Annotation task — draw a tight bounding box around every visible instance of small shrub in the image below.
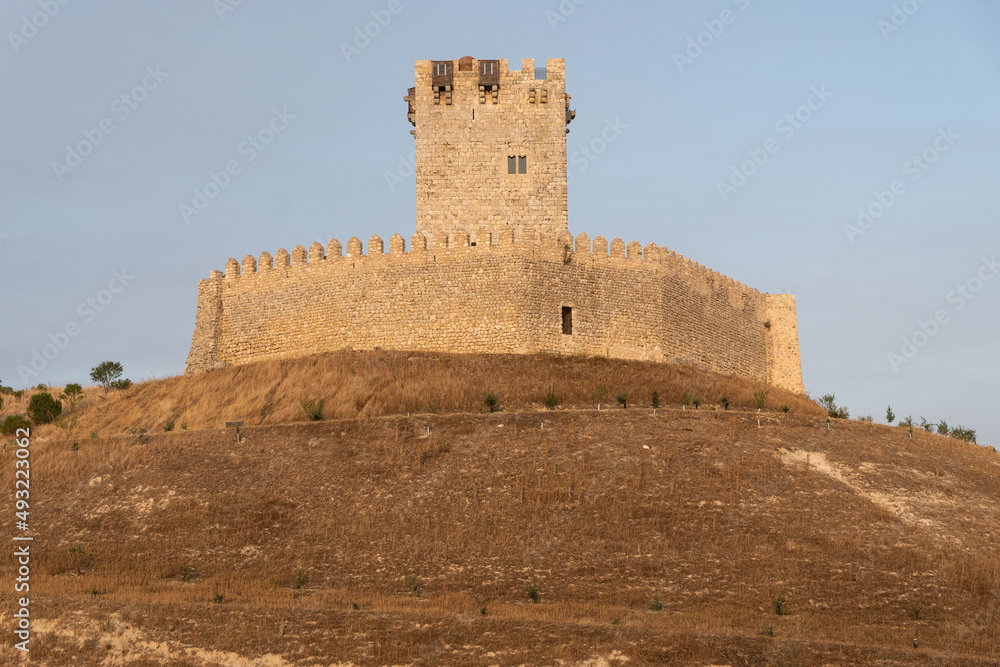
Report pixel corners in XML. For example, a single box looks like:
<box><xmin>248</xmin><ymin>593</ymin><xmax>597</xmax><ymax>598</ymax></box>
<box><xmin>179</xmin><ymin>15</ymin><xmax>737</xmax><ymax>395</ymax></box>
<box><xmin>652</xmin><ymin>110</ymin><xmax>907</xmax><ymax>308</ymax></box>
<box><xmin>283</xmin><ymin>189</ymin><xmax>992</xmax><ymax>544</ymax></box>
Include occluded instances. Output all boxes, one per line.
<box><xmin>526</xmin><ymin>581</ymin><xmax>540</xmax><ymax>603</ymax></box>
<box><xmin>919</xmin><ymin>416</ymin><xmax>934</xmax><ymax>433</ymax></box>
<box><xmin>179</xmin><ymin>563</ymin><xmax>193</xmax><ymax>582</ymax></box>
<box><xmin>900</xmin><ymin>415</ymin><xmax>914</xmax><ymax>428</ymax></box>
<box><xmin>60</xmin><ymin>383</ymin><xmax>83</xmax><ymax>410</ymax></box>
<box><xmin>111</xmin><ymin>378</ymin><xmax>132</xmax><ymax>390</ymax></box>
<box><xmin>858</xmin><ymin>415</ymin><xmax>873</xmax><ymax>423</ymax></box>
<box><xmin>936</xmin><ymin>419</ymin><xmax>949</xmax><ymax>436</ymax></box>
<box><xmin>650</xmin><ymin>391</ymin><xmax>660</xmax><ymax>410</ymax></box>
<box><xmin>425</xmin><ymin>398</ymin><xmax>440</xmax><ymax>414</ymax></box>
<box><xmin>753</xmin><ymin>390</ymin><xmax>769</xmax><ymax>410</ymax></box>
<box><xmin>27</xmin><ymin>392</ymin><xmax>62</xmax><ymax>424</ymax></box>
<box><xmin>650</xmin><ymin>595</ymin><xmax>663</xmax><ymax>612</ymax></box>
<box><xmin>615</xmin><ymin>392</ymin><xmax>627</xmax><ymax>409</ymax></box>
<box><xmin>293</xmin><ymin>568</ymin><xmax>308</xmax><ymax>590</ymax></box>
<box><xmin>781</xmin><ymin>405</ymin><xmax>790</xmax><ymax>413</ymax></box>
<box><xmin>300</xmin><ymin>399</ymin><xmax>324</xmax><ymax>421</ymax></box>
<box><xmin>70</xmin><ymin>442</ymin><xmax>79</xmax><ymax>451</ymax></box>
<box><xmin>404</xmin><ymin>568</ymin><xmax>421</xmax><ymax>597</ymax></box>
<box><xmin>692</xmin><ymin>395</ymin><xmax>701</xmax><ymax>410</ymax></box>
<box><xmin>89</xmin><ymin>431</ymin><xmax>98</xmax><ymax>439</ymax></box>
<box><xmin>907</xmin><ymin>604</ymin><xmax>920</xmax><ymax>620</ymax></box>
<box><xmin>483</xmin><ymin>391</ymin><xmax>498</xmax><ymax>413</ymax></box>
<box><xmin>818</xmin><ymin>393</ymin><xmax>848</xmax><ymax>419</ymax></box>
<box><xmin>35</xmin><ymin>383</ymin><xmax>47</xmax><ymax>391</ymax></box>
<box><xmin>212</xmin><ymin>591</ymin><xmax>225</xmax><ymax>603</ymax></box>
<box><xmin>886</xmin><ymin>405</ymin><xmax>895</xmax><ymax>424</ymax></box>
<box><xmin>90</xmin><ymin>361</ymin><xmax>124</xmax><ymax>392</ymax></box>
<box><xmin>681</xmin><ymin>391</ymin><xmax>692</xmax><ymax>407</ymax></box>
<box><xmin>773</xmin><ymin>590</ymin><xmax>787</xmax><ymax>616</ymax></box>
<box><xmin>163</xmin><ymin>420</ymin><xmax>175</xmax><ymax>432</ymax></box>
<box><xmin>180</xmin><ymin>422</ymin><xmax>188</xmax><ymax>431</ymax></box>
<box><xmin>1</xmin><ymin>415</ymin><xmax>30</xmax><ymax>436</ymax></box>
<box><xmin>544</xmin><ymin>385</ymin><xmax>558</xmax><ymax>410</ymax></box>
<box><xmin>719</xmin><ymin>396</ymin><xmax>729</xmax><ymax>410</ymax></box>
<box><xmin>475</xmin><ymin>596</ymin><xmax>488</xmax><ymax>616</ymax></box>
<box><xmin>952</xmin><ymin>426</ymin><xmax>977</xmax><ymax>443</ymax></box>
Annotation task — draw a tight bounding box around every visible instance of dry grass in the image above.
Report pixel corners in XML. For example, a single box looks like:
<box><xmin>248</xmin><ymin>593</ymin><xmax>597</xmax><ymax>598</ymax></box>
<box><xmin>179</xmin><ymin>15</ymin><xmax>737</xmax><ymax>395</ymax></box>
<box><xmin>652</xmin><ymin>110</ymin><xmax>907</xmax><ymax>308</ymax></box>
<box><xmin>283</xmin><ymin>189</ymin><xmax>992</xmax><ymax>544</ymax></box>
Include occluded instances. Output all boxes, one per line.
<box><xmin>4</xmin><ymin>350</ymin><xmax>823</xmax><ymax>439</ymax></box>
<box><xmin>2</xmin><ymin>353</ymin><xmax>999</xmax><ymax>665</ymax></box>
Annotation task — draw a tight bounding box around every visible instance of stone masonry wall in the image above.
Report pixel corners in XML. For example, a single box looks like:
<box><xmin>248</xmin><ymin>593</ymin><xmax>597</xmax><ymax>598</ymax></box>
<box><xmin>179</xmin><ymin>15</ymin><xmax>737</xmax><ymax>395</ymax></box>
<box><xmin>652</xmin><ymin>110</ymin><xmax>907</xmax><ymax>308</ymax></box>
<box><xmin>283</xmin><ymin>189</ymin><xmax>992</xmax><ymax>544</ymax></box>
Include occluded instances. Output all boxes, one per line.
<box><xmin>185</xmin><ymin>231</ymin><xmax>805</xmax><ymax>393</ymax></box>
<box><xmin>413</xmin><ymin>58</ymin><xmax>569</xmax><ymax>238</ymax></box>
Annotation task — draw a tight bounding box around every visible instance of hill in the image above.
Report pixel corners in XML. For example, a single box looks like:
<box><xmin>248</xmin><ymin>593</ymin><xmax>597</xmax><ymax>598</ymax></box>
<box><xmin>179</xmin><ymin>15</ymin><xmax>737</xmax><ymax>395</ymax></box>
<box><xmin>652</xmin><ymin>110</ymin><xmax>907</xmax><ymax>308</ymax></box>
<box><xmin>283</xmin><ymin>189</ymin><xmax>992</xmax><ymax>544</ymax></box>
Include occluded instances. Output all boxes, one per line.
<box><xmin>2</xmin><ymin>352</ymin><xmax>999</xmax><ymax>665</ymax></box>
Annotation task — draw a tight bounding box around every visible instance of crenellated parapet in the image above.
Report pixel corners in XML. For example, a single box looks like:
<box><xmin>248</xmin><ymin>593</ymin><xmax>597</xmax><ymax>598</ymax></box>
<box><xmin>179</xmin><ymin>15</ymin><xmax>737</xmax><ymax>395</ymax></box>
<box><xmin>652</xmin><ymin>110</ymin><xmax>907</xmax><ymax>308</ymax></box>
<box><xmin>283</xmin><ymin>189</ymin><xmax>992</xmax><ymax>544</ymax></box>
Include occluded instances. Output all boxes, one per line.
<box><xmin>204</xmin><ymin>228</ymin><xmax>760</xmax><ymax>301</ymax></box>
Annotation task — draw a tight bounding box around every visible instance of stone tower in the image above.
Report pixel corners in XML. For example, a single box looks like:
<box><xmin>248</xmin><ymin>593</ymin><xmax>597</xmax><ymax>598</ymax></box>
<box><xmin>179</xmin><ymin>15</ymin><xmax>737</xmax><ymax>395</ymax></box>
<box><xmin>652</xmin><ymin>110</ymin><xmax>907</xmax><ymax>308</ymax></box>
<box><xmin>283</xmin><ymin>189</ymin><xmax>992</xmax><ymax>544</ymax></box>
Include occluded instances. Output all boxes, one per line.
<box><xmin>407</xmin><ymin>57</ymin><xmax>575</xmax><ymax>241</ymax></box>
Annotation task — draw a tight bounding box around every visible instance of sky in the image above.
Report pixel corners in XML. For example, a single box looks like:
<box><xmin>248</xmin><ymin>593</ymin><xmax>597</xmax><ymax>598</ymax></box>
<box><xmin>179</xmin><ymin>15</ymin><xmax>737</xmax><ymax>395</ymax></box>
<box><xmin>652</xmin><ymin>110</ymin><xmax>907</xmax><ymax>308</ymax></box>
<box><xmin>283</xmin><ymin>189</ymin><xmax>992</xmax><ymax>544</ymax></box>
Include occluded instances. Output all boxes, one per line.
<box><xmin>1</xmin><ymin>0</ymin><xmax>997</xmax><ymax>447</ymax></box>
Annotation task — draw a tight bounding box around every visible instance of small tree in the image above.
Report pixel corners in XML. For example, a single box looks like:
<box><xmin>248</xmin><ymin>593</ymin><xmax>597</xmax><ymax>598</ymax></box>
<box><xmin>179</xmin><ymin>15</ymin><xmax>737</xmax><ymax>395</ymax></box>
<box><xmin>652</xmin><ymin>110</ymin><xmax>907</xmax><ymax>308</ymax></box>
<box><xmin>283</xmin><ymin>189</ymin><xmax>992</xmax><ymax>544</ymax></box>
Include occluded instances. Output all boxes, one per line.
<box><xmin>61</xmin><ymin>383</ymin><xmax>83</xmax><ymax>411</ymax></box>
<box><xmin>719</xmin><ymin>396</ymin><xmax>729</xmax><ymax>410</ymax></box>
<box><xmin>819</xmin><ymin>393</ymin><xmax>849</xmax><ymax>419</ymax></box>
<box><xmin>28</xmin><ymin>393</ymin><xmax>62</xmax><ymax>424</ymax></box>
<box><xmin>595</xmin><ymin>384</ymin><xmax>608</xmax><ymax>406</ymax></box>
<box><xmin>753</xmin><ymin>391</ymin><xmax>769</xmax><ymax>410</ymax></box>
<box><xmin>936</xmin><ymin>419</ymin><xmax>949</xmax><ymax>436</ymax></box>
<box><xmin>544</xmin><ymin>385</ymin><xmax>558</xmax><ymax>410</ymax></box>
<box><xmin>615</xmin><ymin>392</ymin><xmax>627</xmax><ymax>409</ymax></box>
<box><xmin>483</xmin><ymin>391</ymin><xmax>498</xmax><ymax>413</ymax></box>
<box><xmin>886</xmin><ymin>405</ymin><xmax>895</xmax><ymax>424</ymax></box>
<box><xmin>90</xmin><ymin>361</ymin><xmax>124</xmax><ymax>392</ymax></box>
<box><xmin>650</xmin><ymin>391</ymin><xmax>660</xmax><ymax>410</ymax></box>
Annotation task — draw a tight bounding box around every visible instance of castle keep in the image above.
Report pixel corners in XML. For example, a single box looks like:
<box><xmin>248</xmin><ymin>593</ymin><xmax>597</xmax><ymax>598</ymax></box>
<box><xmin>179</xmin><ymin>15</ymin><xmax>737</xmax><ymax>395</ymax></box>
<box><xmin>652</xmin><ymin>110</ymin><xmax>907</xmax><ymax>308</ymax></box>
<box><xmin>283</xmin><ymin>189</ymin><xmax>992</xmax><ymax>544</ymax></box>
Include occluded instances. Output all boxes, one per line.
<box><xmin>186</xmin><ymin>57</ymin><xmax>805</xmax><ymax>394</ymax></box>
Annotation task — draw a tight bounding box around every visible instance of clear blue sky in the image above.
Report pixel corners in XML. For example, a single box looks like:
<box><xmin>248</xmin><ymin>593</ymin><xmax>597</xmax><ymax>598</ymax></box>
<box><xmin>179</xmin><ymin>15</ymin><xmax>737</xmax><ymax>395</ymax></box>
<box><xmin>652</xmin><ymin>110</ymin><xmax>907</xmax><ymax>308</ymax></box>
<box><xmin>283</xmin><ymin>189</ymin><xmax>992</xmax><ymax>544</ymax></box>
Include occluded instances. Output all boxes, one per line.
<box><xmin>2</xmin><ymin>1</ymin><xmax>997</xmax><ymax>447</ymax></box>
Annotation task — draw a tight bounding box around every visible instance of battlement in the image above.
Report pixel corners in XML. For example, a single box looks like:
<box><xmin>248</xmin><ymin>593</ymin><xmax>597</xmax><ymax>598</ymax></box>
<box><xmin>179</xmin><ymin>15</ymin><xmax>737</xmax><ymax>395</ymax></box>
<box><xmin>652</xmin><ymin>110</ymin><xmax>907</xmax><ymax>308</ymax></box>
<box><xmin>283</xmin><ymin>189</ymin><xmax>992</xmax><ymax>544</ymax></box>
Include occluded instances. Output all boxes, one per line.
<box><xmin>206</xmin><ymin>228</ymin><xmax>756</xmax><ymax>296</ymax></box>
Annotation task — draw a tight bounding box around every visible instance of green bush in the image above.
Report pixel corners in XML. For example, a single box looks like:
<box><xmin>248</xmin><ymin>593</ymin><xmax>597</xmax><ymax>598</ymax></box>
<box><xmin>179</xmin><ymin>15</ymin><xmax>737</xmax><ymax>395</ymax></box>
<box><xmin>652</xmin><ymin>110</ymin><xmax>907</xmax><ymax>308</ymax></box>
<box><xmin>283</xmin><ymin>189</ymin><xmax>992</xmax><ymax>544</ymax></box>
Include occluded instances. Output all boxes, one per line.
<box><xmin>111</xmin><ymin>378</ymin><xmax>132</xmax><ymax>390</ymax></box>
<box><xmin>615</xmin><ymin>392</ymin><xmax>627</xmax><ymax>409</ymax></box>
<box><xmin>692</xmin><ymin>395</ymin><xmax>702</xmax><ymax>410</ymax></box>
<box><xmin>163</xmin><ymin>420</ymin><xmax>175</xmax><ymax>432</ymax></box>
<box><xmin>526</xmin><ymin>581</ymin><xmax>540</xmax><ymax>603</ymax></box>
<box><xmin>753</xmin><ymin>390</ymin><xmax>769</xmax><ymax>410</ymax></box>
<box><xmin>681</xmin><ymin>391</ymin><xmax>692</xmax><ymax>407</ymax></box>
<box><xmin>818</xmin><ymin>393</ymin><xmax>849</xmax><ymax>419</ymax></box>
<box><xmin>719</xmin><ymin>396</ymin><xmax>729</xmax><ymax>410</ymax></box>
<box><xmin>650</xmin><ymin>391</ymin><xmax>660</xmax><ymax>409</ymax></box>
<box><xmin>1</xmin><ymin>415</ymin><xmax>30</xmax><ymax>435</ymax></box>
<box><xmin>27</xmin><ymin>392</ymin><xmax>62</xmax><ymax>424</ymax></box>
<box><xmin>951</xmin><ymin>426</ymin><xmax>976</xmax><ymax>443</ymax></box>
<box><xmin>650</xmin><ymin>595</ymin><xmax>663</xmax><ymax>612</ymax></box>
<box><xmin>60</xmin><ymin>383</ymin><xmax>83</xmax><ymax>410</ymax></box>
<box><xmin>483</xmin><ymin>391</ymin><xmax>498</xmax><ymax>413</ymax></box>
<box><xmin>936</xmin><ymin>419</ymin><xmax>949</xmax><ymax>436</ymax></box>
<box><xmin>886</xmin><ymin>405</ymin><xmax>895</xmax><ymax>424</ymax></box>
<box><xmin>544</xmin><ymin>385</ymin><xmax>558</xmax><ymax>410</ymax></box>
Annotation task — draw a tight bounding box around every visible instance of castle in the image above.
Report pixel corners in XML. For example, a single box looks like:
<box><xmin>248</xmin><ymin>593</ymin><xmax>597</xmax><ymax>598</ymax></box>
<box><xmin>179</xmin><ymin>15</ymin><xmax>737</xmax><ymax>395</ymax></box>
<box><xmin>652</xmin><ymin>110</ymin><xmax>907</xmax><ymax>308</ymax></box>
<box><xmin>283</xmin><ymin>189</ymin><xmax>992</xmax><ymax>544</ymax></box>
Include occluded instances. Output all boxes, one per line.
<box><xmin>185</xmin><ymin>57</ymin><xmax>805</xmax><ymax>394</ymax></box>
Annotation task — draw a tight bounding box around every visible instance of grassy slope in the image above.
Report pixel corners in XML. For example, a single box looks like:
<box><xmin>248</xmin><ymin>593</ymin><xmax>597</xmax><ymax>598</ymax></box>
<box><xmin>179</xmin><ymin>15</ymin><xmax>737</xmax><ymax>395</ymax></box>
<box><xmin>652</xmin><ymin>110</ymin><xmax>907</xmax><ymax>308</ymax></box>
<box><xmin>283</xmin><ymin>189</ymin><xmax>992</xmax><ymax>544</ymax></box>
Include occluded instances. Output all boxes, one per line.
<box><xmin>2</xmin><ymin>352</ymin><xmax>999</xmax><ymax>666</ymax></box>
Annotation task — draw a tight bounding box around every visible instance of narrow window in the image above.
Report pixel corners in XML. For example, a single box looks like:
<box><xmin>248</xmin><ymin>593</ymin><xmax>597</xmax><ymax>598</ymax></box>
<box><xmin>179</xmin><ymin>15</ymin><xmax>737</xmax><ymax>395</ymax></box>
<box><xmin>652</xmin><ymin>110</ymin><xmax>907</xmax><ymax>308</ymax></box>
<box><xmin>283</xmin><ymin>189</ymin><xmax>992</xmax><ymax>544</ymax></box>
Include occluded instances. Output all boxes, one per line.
<box><xmin>507</xmin><ymin>156</ymin><xmax>516</xmax><ymax>174</ymax></box>
<box><xmin>561</xmin><ymin>307</ymin><xmax>573</xmax><ymax>335</ymax></box>
<box><xmin>518</xmin><ymin>155</ymin><xmax>527</xmax><ymax>174</ymax></box>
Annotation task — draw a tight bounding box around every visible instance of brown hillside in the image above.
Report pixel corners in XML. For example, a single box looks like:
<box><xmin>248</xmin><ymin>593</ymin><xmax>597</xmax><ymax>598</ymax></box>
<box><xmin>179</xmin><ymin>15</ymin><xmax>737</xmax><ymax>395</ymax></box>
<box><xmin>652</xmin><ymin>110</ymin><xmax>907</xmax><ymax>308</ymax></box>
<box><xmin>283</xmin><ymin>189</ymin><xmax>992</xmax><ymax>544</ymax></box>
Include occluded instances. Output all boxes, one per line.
<box><xmin>2</xmin><ymin>353</ymin><xmax>999</xmax><ymax>666</ymax></box>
